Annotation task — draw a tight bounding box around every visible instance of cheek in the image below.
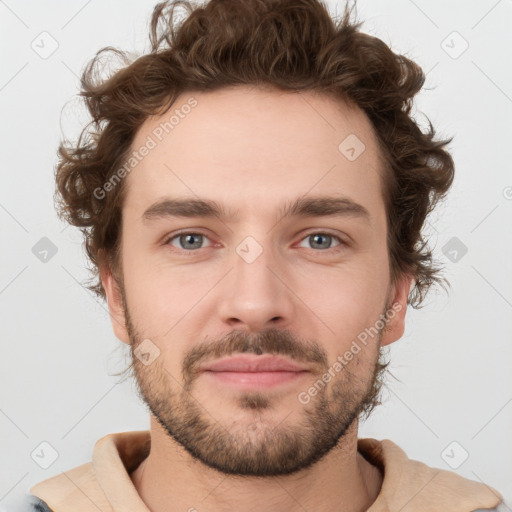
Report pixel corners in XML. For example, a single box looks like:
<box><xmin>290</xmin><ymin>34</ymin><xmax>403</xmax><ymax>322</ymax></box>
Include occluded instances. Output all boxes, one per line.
<box><xmin>296</xmin><ymin>263</ymin><xmax>388</xmax><ymax>350</ymax></box>
<box><xmin>120</xmin><ymin>245</ymin><xmax>216</xmax><ymax>372</ymax></box>
<box><xmin>120</xmin><ymin>237</ymin><xmax>178</xmax><ymax>336</ymax></box>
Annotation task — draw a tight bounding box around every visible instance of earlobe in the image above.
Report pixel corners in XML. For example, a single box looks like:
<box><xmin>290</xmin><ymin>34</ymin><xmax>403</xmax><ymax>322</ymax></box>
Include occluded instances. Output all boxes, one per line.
<box><xmin>99</xmin><ymin>262</ymin><xmax>131</xmax><ymax>345</ymax></box>
<box><xmin>380</xmin><ymin>274</ymin><xmax>414</xmax><ymax>347</ymax></box>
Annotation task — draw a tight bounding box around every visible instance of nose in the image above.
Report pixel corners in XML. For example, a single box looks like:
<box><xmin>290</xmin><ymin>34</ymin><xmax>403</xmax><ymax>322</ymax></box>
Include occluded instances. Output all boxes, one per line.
<box><xmin>216</xmin><ymin>240</ymin><xmax>296</xmax><ymax>333</ymax></box>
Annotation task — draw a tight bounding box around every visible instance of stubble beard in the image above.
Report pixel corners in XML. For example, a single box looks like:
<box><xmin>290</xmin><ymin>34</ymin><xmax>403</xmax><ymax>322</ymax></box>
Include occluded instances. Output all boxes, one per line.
<box><xmin>122</xmin><ymin>303</ymin><xmax>389</xmax><ymax>477</ymax></box>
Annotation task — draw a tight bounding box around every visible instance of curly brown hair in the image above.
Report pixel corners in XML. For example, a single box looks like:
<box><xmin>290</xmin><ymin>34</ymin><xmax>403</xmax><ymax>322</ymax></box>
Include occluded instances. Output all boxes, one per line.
<box><xmin>55</xmin><ymin>0</ymin><xmax>455</xmax><ymax>308</ymax></box>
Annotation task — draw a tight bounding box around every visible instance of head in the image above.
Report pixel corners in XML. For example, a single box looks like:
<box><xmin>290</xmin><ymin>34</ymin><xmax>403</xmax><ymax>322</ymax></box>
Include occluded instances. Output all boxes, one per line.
<box><xmin>55</xmin><ymin>0</ymin><xmax>454</xmax><ymax>476</ymax></box>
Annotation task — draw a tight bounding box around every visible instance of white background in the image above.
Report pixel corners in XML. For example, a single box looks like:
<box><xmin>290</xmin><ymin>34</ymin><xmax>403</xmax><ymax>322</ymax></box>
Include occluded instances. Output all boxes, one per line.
<box><xmin>1</xmin><ymin>0</ymin><xmax>511</xmax><ymax>510</ymax></box>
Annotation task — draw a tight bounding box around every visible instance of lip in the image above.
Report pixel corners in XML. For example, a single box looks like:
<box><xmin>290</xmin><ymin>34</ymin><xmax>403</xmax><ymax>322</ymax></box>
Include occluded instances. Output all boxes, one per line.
<box><xmin>200</xmin><ymin>354</ymin><xmax>308</xmax><ymax>373</ymax></box>
<box><xmin>199</xmin><ymin>355</ymin><xmax>310</xmax><ymax>390</ymax></box>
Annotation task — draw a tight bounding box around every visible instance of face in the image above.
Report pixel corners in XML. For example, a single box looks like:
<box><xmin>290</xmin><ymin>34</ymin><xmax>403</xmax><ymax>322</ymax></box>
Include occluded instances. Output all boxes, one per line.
<box><xmin>102</xmin><ymin>85</ymin><xmax>411</xmax><ymax>477</ymax></box>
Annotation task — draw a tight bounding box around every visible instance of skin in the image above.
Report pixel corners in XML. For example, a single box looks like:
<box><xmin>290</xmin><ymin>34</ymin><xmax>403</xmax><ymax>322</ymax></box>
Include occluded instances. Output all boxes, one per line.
<box><xmin>101</xmin><ymin>85</ymin><xmax>412</xmax><ymax>512</ymax></box>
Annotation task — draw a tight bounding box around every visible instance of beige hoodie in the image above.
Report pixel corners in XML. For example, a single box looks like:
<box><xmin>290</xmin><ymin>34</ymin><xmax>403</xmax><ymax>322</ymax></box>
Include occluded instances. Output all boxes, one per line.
<box><xmin>29</xmin><ymin>430</ymin><xmax>504</xmax><ymax>512</ymax></box>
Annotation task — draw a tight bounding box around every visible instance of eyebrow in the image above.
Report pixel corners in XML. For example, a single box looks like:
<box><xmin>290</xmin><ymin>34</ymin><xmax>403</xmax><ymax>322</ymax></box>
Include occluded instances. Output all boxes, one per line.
<box><xmin>142</xmin><ymin>195</ymin><xmax>371</xmax><ymax>225</ymax></box>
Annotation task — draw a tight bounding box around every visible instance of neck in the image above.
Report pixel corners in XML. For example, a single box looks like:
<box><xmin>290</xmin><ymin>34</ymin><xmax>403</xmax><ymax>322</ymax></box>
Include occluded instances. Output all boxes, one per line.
<box><xmin>130</xmin><ymin>417</ymin><xmax>383</xmax><ymax>512</ymax></box>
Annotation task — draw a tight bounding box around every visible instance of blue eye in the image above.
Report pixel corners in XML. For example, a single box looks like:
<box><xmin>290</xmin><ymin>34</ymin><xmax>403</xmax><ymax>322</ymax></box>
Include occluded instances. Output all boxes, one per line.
<box><xmin>298</xmin><ymin>233</ymin><xmax>344</xmax><ymax>251</ymax></box>
<box><xmin>166</xmin><ymin>232</ymin><xmax>211</xmax><ymax>251</ymax></box>
<box><xmin>164</xmin><ymin>231</ymin><xmax>346</xmax><ymax>253</ymax></box>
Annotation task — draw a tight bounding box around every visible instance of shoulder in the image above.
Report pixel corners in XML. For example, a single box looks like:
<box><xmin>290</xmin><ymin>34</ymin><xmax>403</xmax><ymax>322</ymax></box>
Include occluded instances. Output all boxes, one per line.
<box><xmin>28</xmin><ymin>461</ymin><xmax>112</xmax><ymax>511</ymax></box>
<box><xmin>359</xmin><ymin>438</ymin><xmax>505</xmax><ymax>512</ymax></box>
<box><xmin>473</xmin><ymin>502</ymin><xmax>511</xmax><ymax>512</ymax></box>
<box><xmin>18</xmin><ymin>494</ymin><xmax>54</xmax><ymax>511</ymax></box>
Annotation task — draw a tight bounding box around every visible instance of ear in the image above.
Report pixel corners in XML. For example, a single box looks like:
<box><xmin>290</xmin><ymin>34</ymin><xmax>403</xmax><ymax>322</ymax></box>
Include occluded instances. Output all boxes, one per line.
<box><xmin>380</xmin><ymin>273</ymin><xmax>414</xmax><ymax>347</ymax></box>
<box><xmin>99</xmin><ymin>260</ymin><xmax>130</xmax><ymax>345</ymax></box>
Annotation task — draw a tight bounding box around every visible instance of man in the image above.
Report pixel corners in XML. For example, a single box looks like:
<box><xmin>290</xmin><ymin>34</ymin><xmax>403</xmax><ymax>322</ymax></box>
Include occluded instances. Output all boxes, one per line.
<box><xmin>26</xmin><ymin>0</ymin><xmax>505</xmax><ymax>510</ymax></box>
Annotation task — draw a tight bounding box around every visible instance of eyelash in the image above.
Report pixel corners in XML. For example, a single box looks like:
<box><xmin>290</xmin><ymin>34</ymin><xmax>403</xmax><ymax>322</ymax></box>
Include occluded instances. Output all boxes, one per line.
<box><xmin>162</xmin><ymin>230</ymin><xmax>348</xmax><ymax>254</ymax></box>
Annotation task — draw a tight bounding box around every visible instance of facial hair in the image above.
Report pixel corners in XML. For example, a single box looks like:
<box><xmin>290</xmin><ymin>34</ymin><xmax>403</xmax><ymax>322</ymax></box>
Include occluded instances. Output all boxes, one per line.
<box><xmin>120</xmin><ymin>291</ymin><xmax>391</xmax><ymax>477</ymax></box>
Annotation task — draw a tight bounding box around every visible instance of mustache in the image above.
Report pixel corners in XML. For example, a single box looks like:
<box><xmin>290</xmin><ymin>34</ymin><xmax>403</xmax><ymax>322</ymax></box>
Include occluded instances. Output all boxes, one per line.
<box><xmin>182</xmin><ymin>328</ymin><xmax>328</xmax><ymax>381</ymax></box>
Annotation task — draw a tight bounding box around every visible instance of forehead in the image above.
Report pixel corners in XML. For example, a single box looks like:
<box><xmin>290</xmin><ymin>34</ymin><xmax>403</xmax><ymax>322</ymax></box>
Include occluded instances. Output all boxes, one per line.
<box><xmin>123</xmin><ymin>86</ymin><xmax>385</xmax><ymax>223</ymax></box>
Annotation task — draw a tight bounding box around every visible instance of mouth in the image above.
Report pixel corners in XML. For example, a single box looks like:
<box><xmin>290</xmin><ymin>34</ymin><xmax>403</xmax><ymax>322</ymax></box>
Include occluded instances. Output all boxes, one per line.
<box><xmin>199</xmin><ymin>354</ymin><xmax>310</xmax><ymax>390</ymax></box>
